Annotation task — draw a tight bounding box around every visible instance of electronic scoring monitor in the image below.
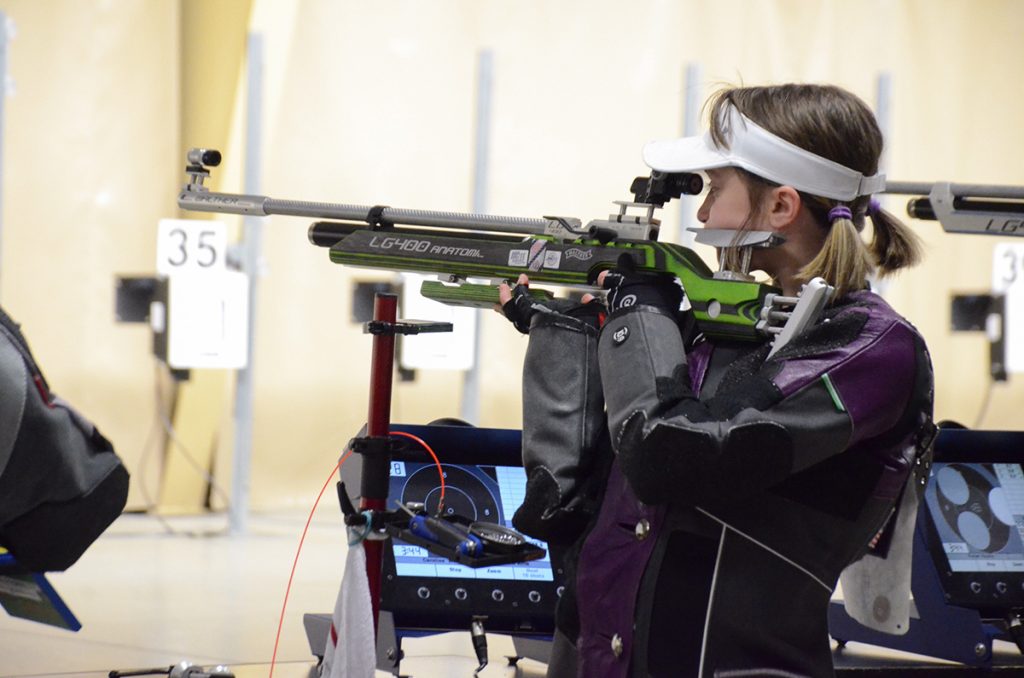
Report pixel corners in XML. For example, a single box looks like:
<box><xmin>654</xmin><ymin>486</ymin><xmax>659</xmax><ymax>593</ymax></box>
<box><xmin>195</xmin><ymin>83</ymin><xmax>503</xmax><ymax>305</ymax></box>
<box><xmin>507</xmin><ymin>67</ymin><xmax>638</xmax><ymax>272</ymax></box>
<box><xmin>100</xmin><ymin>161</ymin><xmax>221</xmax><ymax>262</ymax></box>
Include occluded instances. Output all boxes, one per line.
<box><xmin>921</xmin><ymin>428</ymin><xmax>1024</xmax><ymax>611</ymax></box>
<box><xmin>341</xmin><ymin>423</ymin><xmax>563</xmax><ymax>635</ymax></box>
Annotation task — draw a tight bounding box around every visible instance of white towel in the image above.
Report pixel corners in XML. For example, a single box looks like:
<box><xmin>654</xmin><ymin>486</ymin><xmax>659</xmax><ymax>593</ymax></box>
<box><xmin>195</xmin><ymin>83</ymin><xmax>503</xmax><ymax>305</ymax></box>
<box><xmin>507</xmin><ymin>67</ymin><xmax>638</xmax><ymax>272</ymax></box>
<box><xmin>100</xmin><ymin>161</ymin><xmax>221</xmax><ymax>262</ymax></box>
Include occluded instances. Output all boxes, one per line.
<box><xmin>320</xmin><ymin>540</ymin><xmax>376</xmax><ymax>678</ymax></box>
<box><xmin>840</xmin><ymin>469</ymin><xmax>920</xmax><ymax>635</ymax></box>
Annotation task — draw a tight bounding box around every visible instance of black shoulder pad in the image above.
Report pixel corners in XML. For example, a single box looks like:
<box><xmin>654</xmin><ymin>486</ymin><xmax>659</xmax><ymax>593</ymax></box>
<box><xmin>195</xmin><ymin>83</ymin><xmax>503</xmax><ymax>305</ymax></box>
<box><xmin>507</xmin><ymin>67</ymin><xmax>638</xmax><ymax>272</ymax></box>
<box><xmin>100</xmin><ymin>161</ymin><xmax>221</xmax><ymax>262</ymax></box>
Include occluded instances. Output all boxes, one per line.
<box><xmin>771</xmin><ymin>307</ymin><xmax>869</xmax><ymax>363</ymax></box>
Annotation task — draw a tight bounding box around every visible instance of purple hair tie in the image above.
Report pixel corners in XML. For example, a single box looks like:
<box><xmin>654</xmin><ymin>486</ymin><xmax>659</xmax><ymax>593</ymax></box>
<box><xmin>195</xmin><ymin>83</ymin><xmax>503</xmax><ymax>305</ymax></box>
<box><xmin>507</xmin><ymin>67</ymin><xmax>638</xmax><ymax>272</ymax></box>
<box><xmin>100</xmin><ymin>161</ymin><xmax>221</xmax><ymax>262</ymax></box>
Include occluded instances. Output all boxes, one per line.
<box><xmin>828</xmin><ymin>206</ymin><xmax>853</xmax><ymax>223</ymax></box>
<box><xmin>867</xmin><ymin>198</ymin><xmax>882</xmax><ymax>216</ymax></box>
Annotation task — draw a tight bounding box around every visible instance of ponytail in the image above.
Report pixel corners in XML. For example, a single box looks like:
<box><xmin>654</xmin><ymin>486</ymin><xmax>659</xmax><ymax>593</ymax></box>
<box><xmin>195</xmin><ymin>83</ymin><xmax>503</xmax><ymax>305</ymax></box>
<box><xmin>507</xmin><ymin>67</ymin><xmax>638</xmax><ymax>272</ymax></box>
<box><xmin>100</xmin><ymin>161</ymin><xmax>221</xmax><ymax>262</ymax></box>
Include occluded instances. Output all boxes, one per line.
<box><xmin>868</xmin><ymin>203</ymin><xmax>923</xmax><ymax>275</ymax></box>
<box><xmin>796</xmin><ymin>198</ymin><xmax>923</xmax><ymax>298</ymax></box>
<box><xmin>796</xmin><ymin>211</ymin><xmax>874</xmax><ymax>299</ymax></box>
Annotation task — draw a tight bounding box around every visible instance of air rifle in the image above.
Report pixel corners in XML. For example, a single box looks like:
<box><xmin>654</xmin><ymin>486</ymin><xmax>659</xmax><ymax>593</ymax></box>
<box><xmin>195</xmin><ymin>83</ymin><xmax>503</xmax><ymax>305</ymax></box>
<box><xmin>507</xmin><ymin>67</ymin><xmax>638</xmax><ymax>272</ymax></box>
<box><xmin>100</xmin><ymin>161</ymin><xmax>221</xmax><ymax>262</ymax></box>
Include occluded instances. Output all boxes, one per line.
<box><xmin>177</xmin><ymin>149</ymin><xmax>793</xmax><ymax>341</ymax></box>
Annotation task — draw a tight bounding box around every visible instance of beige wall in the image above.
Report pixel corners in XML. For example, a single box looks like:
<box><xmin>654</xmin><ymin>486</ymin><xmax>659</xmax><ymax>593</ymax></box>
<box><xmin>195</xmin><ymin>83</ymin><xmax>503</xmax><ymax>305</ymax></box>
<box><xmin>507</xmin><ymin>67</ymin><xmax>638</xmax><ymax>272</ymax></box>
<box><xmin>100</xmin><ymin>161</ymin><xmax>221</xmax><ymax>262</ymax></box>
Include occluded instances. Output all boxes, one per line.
<box><xmin>0</xmin><ymin>0</ymin><xmax>181</xmax><ymax>509</ymax></box>
<box><xmin>2</xmin><ymin>0</ymin><xmax>1022</xmax><ymax>512</ymax></box>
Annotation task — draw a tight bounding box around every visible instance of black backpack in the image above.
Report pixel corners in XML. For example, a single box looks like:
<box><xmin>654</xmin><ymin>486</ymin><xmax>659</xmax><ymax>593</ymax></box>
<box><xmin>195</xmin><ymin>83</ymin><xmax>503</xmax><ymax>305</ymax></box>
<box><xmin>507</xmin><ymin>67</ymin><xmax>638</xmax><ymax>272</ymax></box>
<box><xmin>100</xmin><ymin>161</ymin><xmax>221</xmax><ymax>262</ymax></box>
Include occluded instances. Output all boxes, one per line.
<box><xmin>0</xmin><ymin>307</ymin><xmax>129</xmax><ymax>572</ymax></box>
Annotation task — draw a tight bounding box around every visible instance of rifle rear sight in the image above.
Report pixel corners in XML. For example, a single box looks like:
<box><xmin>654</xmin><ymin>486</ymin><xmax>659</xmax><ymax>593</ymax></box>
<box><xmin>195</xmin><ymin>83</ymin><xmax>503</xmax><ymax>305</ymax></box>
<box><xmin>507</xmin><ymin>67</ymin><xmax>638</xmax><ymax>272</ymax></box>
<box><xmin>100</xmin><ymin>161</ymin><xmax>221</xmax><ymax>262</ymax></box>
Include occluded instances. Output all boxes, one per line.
<box><xmin>630</xmin><ymin>171</ymin><xmax>704</xmax><ymax>207</ymax></box>
<box><xmin>183</xmin><ymin>148</ymin><xmax>223</xmax><ymax>192</ymax></box>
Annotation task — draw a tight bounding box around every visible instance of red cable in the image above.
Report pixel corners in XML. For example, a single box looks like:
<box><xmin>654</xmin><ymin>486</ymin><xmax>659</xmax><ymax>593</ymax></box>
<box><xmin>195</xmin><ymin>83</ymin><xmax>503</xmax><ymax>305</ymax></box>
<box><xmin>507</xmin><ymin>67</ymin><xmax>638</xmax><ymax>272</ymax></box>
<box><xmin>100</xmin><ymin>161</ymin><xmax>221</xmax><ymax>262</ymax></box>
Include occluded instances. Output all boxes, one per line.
<box><xmin>390</xmin><ymin>430</ymin><xmax>446</xmax><ymax>512</ymax></box>
<box><xmin>267</xmin><ymin>432</ymin><xmax>445</xmax><ymax>676</ymax></box>
<box><xmin>269</xmin><ymin>449</ymin><xmax>352</xmax><ymax>678</ymax></box>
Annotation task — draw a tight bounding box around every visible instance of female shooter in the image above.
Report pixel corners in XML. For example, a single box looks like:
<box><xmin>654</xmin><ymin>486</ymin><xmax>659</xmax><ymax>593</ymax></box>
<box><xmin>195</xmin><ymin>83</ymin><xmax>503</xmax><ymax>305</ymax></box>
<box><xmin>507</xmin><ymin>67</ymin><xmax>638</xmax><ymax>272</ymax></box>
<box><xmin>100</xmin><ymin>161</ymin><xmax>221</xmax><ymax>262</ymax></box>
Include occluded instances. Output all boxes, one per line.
<box><xmin>498</xmin><ymin>83</ymin><xmax>935</xmax><ymax>678</ymax></box>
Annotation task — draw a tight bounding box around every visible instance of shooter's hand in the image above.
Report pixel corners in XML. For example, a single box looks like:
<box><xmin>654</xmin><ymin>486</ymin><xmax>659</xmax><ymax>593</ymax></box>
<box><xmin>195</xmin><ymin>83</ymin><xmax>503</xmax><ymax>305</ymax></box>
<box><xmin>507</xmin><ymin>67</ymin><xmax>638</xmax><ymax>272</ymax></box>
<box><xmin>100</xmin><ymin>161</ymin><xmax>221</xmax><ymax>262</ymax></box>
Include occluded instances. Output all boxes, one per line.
<box><xmin>496</xmin><ymin>274</ymin><xmax>605</xmax><ymax>334</ymax></box>
<box><xmin>600</xmin><ymin>253</ymin><xmax>684</xmax><ymax>315</ymax></box>
<box><xmin>496</xmin><ymin>274</ymin><xmax>525</xmax><ymax>309</ymax></box>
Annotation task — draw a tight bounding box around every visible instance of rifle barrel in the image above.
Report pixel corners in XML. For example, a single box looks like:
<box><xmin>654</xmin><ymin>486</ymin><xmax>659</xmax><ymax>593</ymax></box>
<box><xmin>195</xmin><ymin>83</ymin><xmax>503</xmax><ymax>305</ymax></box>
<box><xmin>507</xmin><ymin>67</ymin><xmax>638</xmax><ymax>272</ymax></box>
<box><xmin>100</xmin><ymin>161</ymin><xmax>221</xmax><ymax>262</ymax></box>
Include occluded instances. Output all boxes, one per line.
<box><xmin>885</xmin><ymin>182</ymin><xmax>1024</xmax><ymax>200</ymax></box>
<box><xmin>266</xmin><ymin>198</ymin><xmax>551</xmax><ymax>233</ymax></box>
<box><xmin>179</xmin><ymin>189</ymin><xmax>551</xmax><ymax>235</ymax></box>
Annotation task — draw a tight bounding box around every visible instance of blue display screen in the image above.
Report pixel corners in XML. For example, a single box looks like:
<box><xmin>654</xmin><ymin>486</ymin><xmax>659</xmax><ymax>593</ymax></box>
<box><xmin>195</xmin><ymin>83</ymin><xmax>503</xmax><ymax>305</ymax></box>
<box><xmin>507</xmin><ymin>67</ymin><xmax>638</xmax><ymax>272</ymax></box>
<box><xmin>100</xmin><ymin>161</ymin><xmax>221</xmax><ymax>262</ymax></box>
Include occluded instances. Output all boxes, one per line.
<box><xmin>925</xmin><ymin>462</ymin><xmax>1024</xmax><ymax>573</ymax></box>
<box><xmin>388</xmin><ymin>461</ymin><xmax>552</xmax><ymax>582</ymax></box>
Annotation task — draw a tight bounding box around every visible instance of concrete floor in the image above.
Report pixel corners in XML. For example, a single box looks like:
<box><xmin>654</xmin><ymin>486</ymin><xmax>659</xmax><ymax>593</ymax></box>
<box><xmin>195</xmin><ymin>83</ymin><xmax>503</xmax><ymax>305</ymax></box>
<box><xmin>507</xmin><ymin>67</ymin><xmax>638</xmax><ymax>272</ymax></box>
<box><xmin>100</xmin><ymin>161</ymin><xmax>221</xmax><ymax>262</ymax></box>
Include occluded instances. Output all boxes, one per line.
<box><xmin>6</xmin><ymin>511</ymin><xmax>1021</xmax><ymax>678</ymax></box>
<box><xmin>0</xmin><ymin>512</ymin><xmax>546</xmax><ymax>678</ymax></box>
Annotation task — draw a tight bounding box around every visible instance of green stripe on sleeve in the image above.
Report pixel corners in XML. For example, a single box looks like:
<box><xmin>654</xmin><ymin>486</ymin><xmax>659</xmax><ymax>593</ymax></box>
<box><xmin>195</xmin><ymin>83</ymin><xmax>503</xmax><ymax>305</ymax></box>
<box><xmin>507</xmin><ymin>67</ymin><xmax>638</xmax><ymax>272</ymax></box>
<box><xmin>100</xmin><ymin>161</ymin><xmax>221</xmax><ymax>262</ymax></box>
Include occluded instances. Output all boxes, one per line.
<box><xmin>821</xmin><ymin>373</ymin><xmax>847</xmax><ymax>413</ymax></box>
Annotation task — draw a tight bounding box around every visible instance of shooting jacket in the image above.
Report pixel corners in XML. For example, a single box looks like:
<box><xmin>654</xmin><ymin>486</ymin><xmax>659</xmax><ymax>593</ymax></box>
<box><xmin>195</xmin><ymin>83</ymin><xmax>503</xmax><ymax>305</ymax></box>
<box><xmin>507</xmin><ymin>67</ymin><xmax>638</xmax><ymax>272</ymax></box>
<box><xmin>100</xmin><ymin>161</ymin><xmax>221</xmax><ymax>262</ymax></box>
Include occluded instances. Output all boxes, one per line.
<box><xmin>527</xmin><ymin>290</ymin><xmax>934</xmax><ymax>678</ymax></box>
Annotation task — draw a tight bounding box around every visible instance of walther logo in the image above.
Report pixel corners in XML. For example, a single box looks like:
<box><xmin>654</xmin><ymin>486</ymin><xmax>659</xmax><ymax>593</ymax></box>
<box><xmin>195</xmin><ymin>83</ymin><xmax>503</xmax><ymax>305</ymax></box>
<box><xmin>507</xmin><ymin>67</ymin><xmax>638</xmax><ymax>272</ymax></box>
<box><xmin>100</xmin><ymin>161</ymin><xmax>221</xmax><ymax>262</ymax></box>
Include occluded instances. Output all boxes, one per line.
<box><xmin>186</xmin><ymin>193</ymin><xmax>260</xmax><ymax>208</ymax></box>
<box><xmin>564</xmin><ymin>247</ymin><xmax>594</xmax><ymax>261</ymax></box>
<box><xmin>368</xmin><ymin>235</ymin><xmax>483</xmax><ymax>258</ymax></box>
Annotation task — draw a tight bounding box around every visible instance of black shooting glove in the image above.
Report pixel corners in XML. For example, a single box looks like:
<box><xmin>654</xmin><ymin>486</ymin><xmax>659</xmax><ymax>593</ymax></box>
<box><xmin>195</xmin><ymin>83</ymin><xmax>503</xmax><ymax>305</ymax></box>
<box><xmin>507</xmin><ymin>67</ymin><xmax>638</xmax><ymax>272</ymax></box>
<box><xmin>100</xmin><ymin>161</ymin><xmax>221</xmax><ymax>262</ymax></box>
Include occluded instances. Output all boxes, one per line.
<box><xmin>601</xmin><ymin>253</ymin><xmax>684</xmax><ymax>315</ymax></box>
<box><xmin>501</xmin><ymin>281</ymin><xmax>606</xmax><ymax>334</ymax></box>
<box><xmin>499</xmin><ymin>278</ymin><xmax>608</xmax><ymax>545</ymax></box>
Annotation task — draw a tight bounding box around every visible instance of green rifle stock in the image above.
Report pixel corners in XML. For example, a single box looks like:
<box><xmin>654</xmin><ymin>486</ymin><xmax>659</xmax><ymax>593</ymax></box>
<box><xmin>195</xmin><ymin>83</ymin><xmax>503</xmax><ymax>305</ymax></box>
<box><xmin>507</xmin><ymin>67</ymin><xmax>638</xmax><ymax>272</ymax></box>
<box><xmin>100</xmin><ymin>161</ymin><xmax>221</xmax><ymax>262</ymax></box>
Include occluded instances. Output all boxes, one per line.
<box><xmin>307</xmin><ymin>221</ymin><xmax>773</xmax><ymax>340</ymax></box>
<box><xmin>178</xmin><ymin>149</ymin><xmax>778</xmax><ymax>341</ymax></box>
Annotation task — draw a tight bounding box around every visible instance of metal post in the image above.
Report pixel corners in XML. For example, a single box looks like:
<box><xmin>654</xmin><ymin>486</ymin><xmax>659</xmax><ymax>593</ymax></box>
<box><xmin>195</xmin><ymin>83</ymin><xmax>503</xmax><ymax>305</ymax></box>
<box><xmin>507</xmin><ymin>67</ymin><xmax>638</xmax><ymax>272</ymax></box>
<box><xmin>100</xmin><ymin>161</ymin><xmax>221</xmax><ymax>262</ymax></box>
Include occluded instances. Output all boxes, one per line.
<box><xmin>876</xmin><ymin>73</ymin><xmax>892</xmax><ymax>174</ymax></box>
<box><xmin>676</xmin><ymin>62</ymin><xmax>703</xmax><ymax>248</ymax></box>
<box><xmin>872</xmin><ymin>72</ymin><xmax>893</xmax><ymax>297</ymax></box>
<box><xmin>229</xmin><ymin>33</ymin><xmax>264</xmax><ymax>535</ymax></box>
<box><xmin>363</xmin><ymin>293</ymin><xmax>399</xmax><ymax>634</ymax></box>
<box><xmin>459</xmin><ymin>49</ymin><xmax>493</xmax><ymax>425</ymax></box>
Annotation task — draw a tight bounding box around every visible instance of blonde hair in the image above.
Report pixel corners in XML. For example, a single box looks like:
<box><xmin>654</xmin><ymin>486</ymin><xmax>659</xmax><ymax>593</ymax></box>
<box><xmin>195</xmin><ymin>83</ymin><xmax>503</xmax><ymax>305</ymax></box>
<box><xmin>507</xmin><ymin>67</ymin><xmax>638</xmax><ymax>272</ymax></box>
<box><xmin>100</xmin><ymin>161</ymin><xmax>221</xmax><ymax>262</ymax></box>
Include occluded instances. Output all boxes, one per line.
<box><xmin>707</xmin><ymin>84</ymin><xmax>922</xmax><ymax>298</ymax></box>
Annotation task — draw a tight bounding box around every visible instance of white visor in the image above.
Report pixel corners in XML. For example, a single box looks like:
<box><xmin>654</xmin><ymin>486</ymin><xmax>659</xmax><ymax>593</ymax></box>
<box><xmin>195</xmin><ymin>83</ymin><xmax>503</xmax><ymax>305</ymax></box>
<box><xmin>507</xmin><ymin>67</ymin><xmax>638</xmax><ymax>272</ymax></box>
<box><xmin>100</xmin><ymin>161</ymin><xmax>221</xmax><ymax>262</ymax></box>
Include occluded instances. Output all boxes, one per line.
<box><xmin>642</xmin><ymin>106</ymin><xmax>885</xmax><ymax>201</ymax></box>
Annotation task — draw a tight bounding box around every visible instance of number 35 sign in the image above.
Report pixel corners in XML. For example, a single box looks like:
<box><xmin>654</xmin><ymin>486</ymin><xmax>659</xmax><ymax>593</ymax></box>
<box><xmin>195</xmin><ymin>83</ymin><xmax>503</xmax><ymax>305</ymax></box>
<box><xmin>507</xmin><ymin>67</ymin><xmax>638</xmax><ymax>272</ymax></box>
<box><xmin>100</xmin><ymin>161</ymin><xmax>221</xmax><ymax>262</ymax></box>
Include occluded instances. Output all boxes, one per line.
<box><xmin>154</xmin><ymin>218</ymin><xmax>247</xmax><ymax>369</ymax></box>
<box><xmin>156</xmin><ymin>218</ymin><xmax>227</xmax><ymax>275</ymax></box>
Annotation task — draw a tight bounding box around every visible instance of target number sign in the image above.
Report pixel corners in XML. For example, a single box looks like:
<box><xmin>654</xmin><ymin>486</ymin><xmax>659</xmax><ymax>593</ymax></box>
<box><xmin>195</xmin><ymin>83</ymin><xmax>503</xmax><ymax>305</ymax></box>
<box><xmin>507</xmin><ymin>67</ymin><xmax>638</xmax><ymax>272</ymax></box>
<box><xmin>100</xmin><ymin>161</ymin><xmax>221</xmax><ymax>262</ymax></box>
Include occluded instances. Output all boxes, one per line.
<box><xmin>993</xmin><ymin>243</ymin><xmax>1024</xmax><ymax>373</ymax></box>
<box><xmin>157</xmin><ymin>219</ymin><xmax>227</xmax><ymax>276</ymax></box>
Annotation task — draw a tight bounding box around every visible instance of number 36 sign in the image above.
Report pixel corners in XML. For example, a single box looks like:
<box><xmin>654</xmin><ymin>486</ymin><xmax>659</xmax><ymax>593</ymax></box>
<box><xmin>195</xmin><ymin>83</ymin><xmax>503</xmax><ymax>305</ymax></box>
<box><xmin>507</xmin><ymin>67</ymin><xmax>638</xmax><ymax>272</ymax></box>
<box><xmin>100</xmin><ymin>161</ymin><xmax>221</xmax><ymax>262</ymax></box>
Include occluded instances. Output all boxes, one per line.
<box><xmin>156</xmin><ymin>218</ymin><xmax>227</xmax><ymax>275</ymax></box>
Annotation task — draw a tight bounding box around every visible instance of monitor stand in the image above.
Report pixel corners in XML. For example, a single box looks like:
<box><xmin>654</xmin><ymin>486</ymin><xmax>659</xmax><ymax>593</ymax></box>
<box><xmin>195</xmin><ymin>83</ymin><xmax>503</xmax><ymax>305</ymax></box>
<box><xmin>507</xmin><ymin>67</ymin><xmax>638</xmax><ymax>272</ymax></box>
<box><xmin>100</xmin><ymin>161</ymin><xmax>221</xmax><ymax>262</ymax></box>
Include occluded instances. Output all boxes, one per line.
<box><xmin>303</xmin><ymin>610</ymin><xmax>551</xmax><ymax>676</ymax></box>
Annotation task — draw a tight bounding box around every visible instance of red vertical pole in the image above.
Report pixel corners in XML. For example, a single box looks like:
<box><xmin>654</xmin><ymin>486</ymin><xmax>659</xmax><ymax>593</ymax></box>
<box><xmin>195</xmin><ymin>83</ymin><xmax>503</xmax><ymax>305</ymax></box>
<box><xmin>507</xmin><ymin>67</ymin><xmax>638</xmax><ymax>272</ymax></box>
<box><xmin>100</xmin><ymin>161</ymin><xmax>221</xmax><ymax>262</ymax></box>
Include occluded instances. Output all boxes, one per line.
<box><xmin>361</xmin><ymin>293</ymin><xmax>398</xmax><ymax>637</ymax></box>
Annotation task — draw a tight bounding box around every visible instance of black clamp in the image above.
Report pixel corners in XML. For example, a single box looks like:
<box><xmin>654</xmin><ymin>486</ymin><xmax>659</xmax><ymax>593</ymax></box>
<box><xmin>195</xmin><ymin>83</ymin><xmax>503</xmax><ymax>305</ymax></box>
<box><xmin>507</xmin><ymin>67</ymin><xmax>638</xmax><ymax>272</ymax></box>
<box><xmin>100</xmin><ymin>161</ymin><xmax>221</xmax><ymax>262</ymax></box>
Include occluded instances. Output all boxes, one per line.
<box><xmin>340</xmin><ymin>435</ymin><xmax>417</xmax><ymax>530</ymax></box>
<box><xmin>337</xmin><ymin>481</ymin><xmax>391</xmax><ymax>531</ymax></box>
<box><xmin>364</xmin><ymin>319</ymin><xmax>454</xmax><ymax>336</ymax></box>
<box><xmin>348</xmin><ymin>434</ymin><xmax>399</xmax><ymax>458</ymax></box>
<box><xmin>348</xmin><ymin>433</ymin><xmax>430</xmax><ymax>460</ymax></box>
